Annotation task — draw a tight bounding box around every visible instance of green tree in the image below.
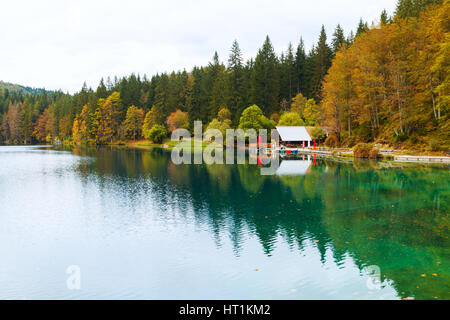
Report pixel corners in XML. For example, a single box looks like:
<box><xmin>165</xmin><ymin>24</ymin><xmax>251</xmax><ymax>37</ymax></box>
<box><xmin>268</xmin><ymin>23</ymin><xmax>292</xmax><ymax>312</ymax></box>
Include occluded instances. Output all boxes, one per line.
<box><xmin>280</xmin><ymin>43</ymin><xmax>296</xmax><ymax>101</ymax></box>
<box><xmin>294</xmin><ymin>38</ymin><xmax>309</xmax><ymax>97</ymax></box>
<box><xmin>225</xmin><ymin>40</ymin><xmax>246</xmax><ymax>123</ymax></box>
<box><xmin>238</xmin><ymin>105</ymin><xmax>274</xmax><ymax>130</ymax></box>
<box><xmin>250</xmin><ymin>36</ymin><xmax>280</xmax><ymax>115</ymax></box>
<box><xmin>208</xmin><ymin>52</ymin><xmax>227</xmax><ymax>119</ymax></box>
<box><xmin>395</xmin><ymin>0</ymin><xmax>442</xmax><ymax>18</ymax></box>
<box><xmin>356</xmin><ymin>18</ymin><xmax>369</xmax><ymax>36</ymax></box>
<box><xmin>143</xmin><ymin>106</ymin><xmax>165</xmax><ymax>134</ymax></box>
<box><xmin>380</xmin><ymin>9</ymin><xmax>390</xmax><ymax>25</ymax></box>
<box><xmin>206</xmin><ymin>118</ymin><xmax>232</xmax><ymax>137</ymax></box>
<box><xmin>278</xmin><ymin>112</ymin><xmax>305</xmax><ymax>126</ymax></box>
<box><xmin>332</xmin><ymin>24</ymin><xmax>346</xmax><ymax>54</ymax></box>
<box><xmin>311</xmin><ymin>26</ymin><xmax>332</xmax><ymax>99</ymax></box>
<box><xmin>144</xmin><ymin>124</ymin><xmax>167</xmax><ymax>143</ymax></box>
<box><xmin>217</xmin><ymin>107</ymin><xmax>232</xmax><ymax>121</ymax></box>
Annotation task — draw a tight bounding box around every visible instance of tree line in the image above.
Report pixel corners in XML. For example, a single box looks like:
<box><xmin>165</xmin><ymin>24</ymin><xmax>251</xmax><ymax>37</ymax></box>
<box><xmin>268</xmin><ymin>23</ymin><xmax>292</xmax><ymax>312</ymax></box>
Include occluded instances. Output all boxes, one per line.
<box><xmin>322</xmin><ymin>0</ymin><xmax>449</xmax><ymax>151</ymax></box>
<box><xmin>0</xmin><ymin>0</ymin><xmax>447</xmax><ymax>151</ymax></box>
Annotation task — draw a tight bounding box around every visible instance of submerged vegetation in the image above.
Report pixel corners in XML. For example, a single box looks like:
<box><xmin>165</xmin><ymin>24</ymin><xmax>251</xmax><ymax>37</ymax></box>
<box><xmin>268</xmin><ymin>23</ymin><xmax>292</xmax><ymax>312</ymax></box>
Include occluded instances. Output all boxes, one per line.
<box><xmin>0</xmin><ymin>0</ymin><xmax>448</xmax><ymax>153</ymax></box>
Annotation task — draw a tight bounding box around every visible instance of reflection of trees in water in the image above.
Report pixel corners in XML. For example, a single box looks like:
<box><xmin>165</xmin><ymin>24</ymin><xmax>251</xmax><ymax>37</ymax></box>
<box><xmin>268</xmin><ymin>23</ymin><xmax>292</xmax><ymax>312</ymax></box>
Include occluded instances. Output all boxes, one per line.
<box><xmin>71</xmin><ymin>147</ymin><xmax>449</xmax><ymax>299</ymax></box>
<box><xmin>320</xmin><ymin>161</ymin><xmax>449</xmax><ymax>300</ymax></box>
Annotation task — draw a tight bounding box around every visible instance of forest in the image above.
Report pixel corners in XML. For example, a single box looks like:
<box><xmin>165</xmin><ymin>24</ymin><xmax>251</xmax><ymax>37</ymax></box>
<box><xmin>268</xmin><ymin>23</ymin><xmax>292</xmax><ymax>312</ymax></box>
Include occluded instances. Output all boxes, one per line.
<box><xmin>0</xmin><ymin>0</ymin><xmax>448</xmax><ymax>152</ymax></box>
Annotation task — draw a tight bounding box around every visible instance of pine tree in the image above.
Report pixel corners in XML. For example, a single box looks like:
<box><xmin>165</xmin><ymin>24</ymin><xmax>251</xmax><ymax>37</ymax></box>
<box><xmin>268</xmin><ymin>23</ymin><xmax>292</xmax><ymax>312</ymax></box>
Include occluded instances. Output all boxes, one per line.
<box><xmin>395</xmin><ymin>0</ymin><xmax>442</xmax><ymax>18</ymax></box>
<box><xmin>380</xmin><ymin>9</ymin><xmax>390</xmax><ymax>25</ymax></box>
<box><xmin>311</xmin><ymin>26</ymin><xmax>332</xmax><ymax>100</ymax></box>
<box><xmin>96</xmin><ymin>78</ymin><xmax>108</xmax><ymax>99</ymax></box>
<box><xmin>356</xmin><ymin>18</ymin><xmax>369</xmax><ymax>36</ymax></box>
<box><xmin>225</xmin><ymin>40</ymin><xmax>246</xmax><ymax>124</ymax></box>
<box><xmin>152</xmin><ymin>73</ymin><xmax>172</xmax><ymax>118</ymax></box>
<box><xmin>250</xmin><ymin>36</ymin><xmax>280</xmax><ymax>115</ymax></box>
<box><xmin>332</xmin><ymin>24</ymin><xmax>346</xmax><ymax>54</ymax></box>
<box><xmin>280</xmin><ymin>43</ymin><xmax>296</xmax><ymax>102</ymax></box>
<box><xmin>294</xmin><ymin>38</ymin><xmax>308</xmax><ymax>97</ymax></box>
<box><xmin>187</xmin><ymin>67</ymin><xmax>209</xmax><ymax>124</ymax></box>
<box><xmin>208</xmin><ymin>52</ymin><xmax>227</xmax><ymax>120</ymax></box>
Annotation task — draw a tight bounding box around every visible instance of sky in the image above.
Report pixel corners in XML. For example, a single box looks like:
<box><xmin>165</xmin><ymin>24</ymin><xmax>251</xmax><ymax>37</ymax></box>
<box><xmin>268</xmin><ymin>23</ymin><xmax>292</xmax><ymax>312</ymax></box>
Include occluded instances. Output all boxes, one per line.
<box><xmin>0</xmin><ymin>0</ymin><xmax>397</xmax><ymax>93</ymax></box>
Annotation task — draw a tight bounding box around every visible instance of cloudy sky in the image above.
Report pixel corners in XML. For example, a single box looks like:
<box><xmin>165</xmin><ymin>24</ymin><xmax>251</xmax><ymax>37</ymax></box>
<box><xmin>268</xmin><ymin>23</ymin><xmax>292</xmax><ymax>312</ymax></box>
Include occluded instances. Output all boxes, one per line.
<box><xmin>0</xmin><ymin>0</ymin><xmax>397</xmax><ymax>93</ymax></box>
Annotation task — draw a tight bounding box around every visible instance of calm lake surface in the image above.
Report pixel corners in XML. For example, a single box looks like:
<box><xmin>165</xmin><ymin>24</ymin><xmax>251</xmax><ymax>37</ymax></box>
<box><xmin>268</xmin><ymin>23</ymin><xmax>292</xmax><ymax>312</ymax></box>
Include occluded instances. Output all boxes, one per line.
<box><xmin>0</xmin><ymin>145</ymin><xmax>448</xmax><ymax>300</ymax></box>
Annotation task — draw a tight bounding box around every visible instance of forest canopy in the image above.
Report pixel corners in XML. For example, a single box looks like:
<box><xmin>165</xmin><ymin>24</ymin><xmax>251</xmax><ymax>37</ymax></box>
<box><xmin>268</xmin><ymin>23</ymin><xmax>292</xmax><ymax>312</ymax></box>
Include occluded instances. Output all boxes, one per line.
<box><xmin>0</xmin><ymin>0</ymin><xmax>448</xmax><ymax>151</ymax></box>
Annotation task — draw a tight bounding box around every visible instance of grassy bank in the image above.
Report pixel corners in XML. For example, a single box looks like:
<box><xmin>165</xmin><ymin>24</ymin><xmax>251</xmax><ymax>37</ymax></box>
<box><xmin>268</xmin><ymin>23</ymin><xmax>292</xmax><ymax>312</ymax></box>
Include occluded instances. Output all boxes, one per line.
<box><xmin>125</xmin><ymin>138</ymin><xmax>213</xmax><ymax>151</ymax></box>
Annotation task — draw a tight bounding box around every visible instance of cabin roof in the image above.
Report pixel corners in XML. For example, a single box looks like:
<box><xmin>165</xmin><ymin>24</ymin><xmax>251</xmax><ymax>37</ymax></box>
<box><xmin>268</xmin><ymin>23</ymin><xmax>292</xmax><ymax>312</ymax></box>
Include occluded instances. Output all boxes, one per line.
<box><xmin>276</xmin><ymin>126</ymin><xmax>312</xmax><ymax>142</ymax></box>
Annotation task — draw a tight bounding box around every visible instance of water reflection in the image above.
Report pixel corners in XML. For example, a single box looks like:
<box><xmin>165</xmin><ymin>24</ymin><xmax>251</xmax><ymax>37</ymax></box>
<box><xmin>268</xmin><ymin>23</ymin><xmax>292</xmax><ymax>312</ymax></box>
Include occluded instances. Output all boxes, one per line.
<box><xmin>67</xmin><ymin>146</ymin><xmax>450</xmax><ymax>300</ymax></box>
<box><xmin>0</xmin><ymin>145</ymin><xmax>448</xmax><ymax>299</ymax></box>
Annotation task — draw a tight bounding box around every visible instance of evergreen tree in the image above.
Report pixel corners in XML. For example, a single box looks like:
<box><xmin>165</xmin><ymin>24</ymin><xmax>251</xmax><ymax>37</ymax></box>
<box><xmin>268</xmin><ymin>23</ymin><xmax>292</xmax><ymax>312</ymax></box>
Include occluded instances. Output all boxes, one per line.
<box><xmin>187</xmin><ymin>67</ymin><xmax>209</xmax><ymax>124</ymax></box>
<box><xmin>208</xmin><ymin>52</ymin><xmax>227</xmax><ymax>120</ymax></box>
<box><xmin>395</xmin><ymin>0</ymin><xmax>442</xmax><ymax>18</ymax></box>
<box><xmin>356</xmin><ymin>18</ymin><xmax>369</xmax><ymax>36</ymax></box>
<box><xmin>294</xmin><ymin>38</ymin><xmax>307</xmax><ymax>97</ymax></box>
<box><xmin>332</xmin><ymin>24</ymin><xmax>346</xmax><ymax>55</ymax></box>
<box><xmin>380</xmin><ymin>9</ymin><xmax>390</xmax><ymax>25</ymax></box>
<box><xmin>152</xmin><ymin>73</ymin><xmax>172</xmax><ymax>118</ymax></box>
<box><xmin>311</xmin><ymin>26</ymin><xmax>332</xmax><ymax>100</ymax></box>
<box><xmin>279</xmin><ymin>43</ymin><xmax>296</xmax><ymax>102</ymax></box>
<box><xmin>96</xmin><ymin>78</ymin><xmax>108</xmax><ymax>99</ymax></box>
<box><xmin>250</xmin><ymin>36</ymin><xmax>280</xmax><ymax>115</ymax></box>
<box><xmin>225</xmin><ymin>40</ymin><xmax>246</xmax><ymax>124</ymax></box>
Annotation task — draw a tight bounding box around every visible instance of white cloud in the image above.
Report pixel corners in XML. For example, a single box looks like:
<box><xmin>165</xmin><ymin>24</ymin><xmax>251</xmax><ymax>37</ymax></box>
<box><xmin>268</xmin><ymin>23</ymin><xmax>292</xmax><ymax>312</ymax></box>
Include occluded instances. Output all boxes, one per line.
<box><xmin>0</xmin><ymin>0</ymin><xmax>397</xmax><ymax>93</ymax></box>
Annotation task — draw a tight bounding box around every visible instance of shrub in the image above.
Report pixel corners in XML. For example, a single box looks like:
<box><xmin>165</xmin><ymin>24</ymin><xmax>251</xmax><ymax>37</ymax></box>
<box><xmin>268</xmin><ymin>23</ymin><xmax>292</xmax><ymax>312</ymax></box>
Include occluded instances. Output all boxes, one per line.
<box><xmin>325</xmin><ymin>135</ymin><xmax>338</xmax><ymax>148</ymax></box>
<box><xmin>144</xmin><ymin>124</ymin><xmax>167</xmax><ymax>144</ymax></box>
<box><xmin>310</xmin><ymin>127</ymin><xmax>326</xmax><ymax>141</ymax></box>
<box><xmin>429</xmin><ymin>138</ymin><xmax>448</xmax><ymax>152</ymax></box>
<box><xmin>345</xmin><ymin>136</ymin><xmax>357</xmax><ymax>148</ymax></box>
<box><xmin>369</xmin><ymin>148</ymin><xmax>380</xmax><ymax>159</ymax></box>
<box><xmin>353</xmin><ymin>143</ymin><xmax>373</xmax><ymax>158</ymax></box>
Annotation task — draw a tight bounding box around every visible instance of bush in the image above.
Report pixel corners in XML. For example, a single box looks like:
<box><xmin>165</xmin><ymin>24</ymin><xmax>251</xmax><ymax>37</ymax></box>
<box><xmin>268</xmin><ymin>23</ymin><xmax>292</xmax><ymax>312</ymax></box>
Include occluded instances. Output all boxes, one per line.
<box><xmin>353</xmin><ymin>143</ymin><xmax>373</xmax><ymax>158</ymax></box>
<box><xmin>310</xmin><ymin>127</ymin><xmax>326</xmax><ymax>141</ymax></box>
<box><xmin>369</xmin><ymin>148</ymin><xmax>380</xmax><ymax>159</ymax></box>
<box><xmin>325</xmin><ymin>135</ymin><xmax>338</xmax><ymax>148</ymax></box>
<box><xmin>144</xmin><ymin>124</ymin><xmax>167</xmax><ymax>144</ymax></box>
<box><xmin>345</xmin><ymin>136</ymin><xmax>357</xmax><ymax>148</ymax></box>
<box><xmin>429</xmin><ymin>138</ymin><xmax>448</xmax><ymax>152</ymax></box>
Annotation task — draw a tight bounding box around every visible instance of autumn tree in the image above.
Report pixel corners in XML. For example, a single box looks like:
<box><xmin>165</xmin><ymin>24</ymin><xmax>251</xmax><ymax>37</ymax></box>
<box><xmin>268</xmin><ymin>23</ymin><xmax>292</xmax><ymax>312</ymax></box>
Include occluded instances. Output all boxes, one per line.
<box><xmin>291</xmin><ymin>93</ymin><xmax>308</xmax><ymax>117</ymax></box>
<box><xmin>303</xmin><ymin>99</ymin><xmax>321</xmax><ymax>126</ymax></box>
<box><xmin>166</xmin><ymin>109</ymin><xmax>189</xmax><ymax>133</ymax></box>
<box><xmin>34</xmin><ymin>108</ymin><xmax>50</xmax><ymax>142</ymax></box>
<box><xmin>94</xmin><ymin>92</ymin><xmax>122</xmax><ymax>144</ymax></box>
<box><xmin>123</xmin><ymin>105</ymin><xmax>144</xmax><ymax>141</ymax></box>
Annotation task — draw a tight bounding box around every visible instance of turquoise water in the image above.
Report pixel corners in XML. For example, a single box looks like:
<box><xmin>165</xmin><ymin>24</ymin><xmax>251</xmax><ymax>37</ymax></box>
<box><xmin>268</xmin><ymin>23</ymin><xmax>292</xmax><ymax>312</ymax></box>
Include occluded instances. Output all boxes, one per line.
<box><xmin>0</xmin><ymin>146</ymin><xmax>448</xmax><ymax>300</ymax></box>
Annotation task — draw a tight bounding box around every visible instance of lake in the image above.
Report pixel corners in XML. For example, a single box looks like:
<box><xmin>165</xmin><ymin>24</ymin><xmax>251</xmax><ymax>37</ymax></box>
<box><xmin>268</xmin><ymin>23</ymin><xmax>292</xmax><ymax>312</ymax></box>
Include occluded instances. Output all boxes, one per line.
<box><xmin>0</xmin><ymin>145</ymin><xmax>448</xmax><ymax>300</ymax></box>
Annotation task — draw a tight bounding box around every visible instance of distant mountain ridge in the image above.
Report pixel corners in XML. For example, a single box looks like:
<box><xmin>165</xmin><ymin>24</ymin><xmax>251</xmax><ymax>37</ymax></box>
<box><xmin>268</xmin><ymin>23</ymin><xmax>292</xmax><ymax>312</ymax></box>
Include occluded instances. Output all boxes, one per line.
<box><xmin>0</xmin><ymin>80</ymin><xmax>51</xmax><ymax>95</ymax></box>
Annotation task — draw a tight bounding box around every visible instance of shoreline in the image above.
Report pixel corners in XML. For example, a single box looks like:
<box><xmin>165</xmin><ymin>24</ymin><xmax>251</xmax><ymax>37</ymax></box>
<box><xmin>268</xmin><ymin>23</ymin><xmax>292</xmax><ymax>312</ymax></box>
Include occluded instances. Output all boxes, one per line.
<box><xmin>4</xmin><ymin>141</ymin><xmax>449</xmax><ymax>164</ymax></box>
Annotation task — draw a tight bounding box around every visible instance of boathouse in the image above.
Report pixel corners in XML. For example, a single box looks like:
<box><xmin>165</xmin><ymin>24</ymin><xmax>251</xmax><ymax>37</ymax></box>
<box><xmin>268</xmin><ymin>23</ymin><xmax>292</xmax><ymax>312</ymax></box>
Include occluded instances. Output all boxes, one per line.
<box><xmin>276</xmin><ymin>126</ymin><xmax>312</xmax><ymax>148</ymax></box>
